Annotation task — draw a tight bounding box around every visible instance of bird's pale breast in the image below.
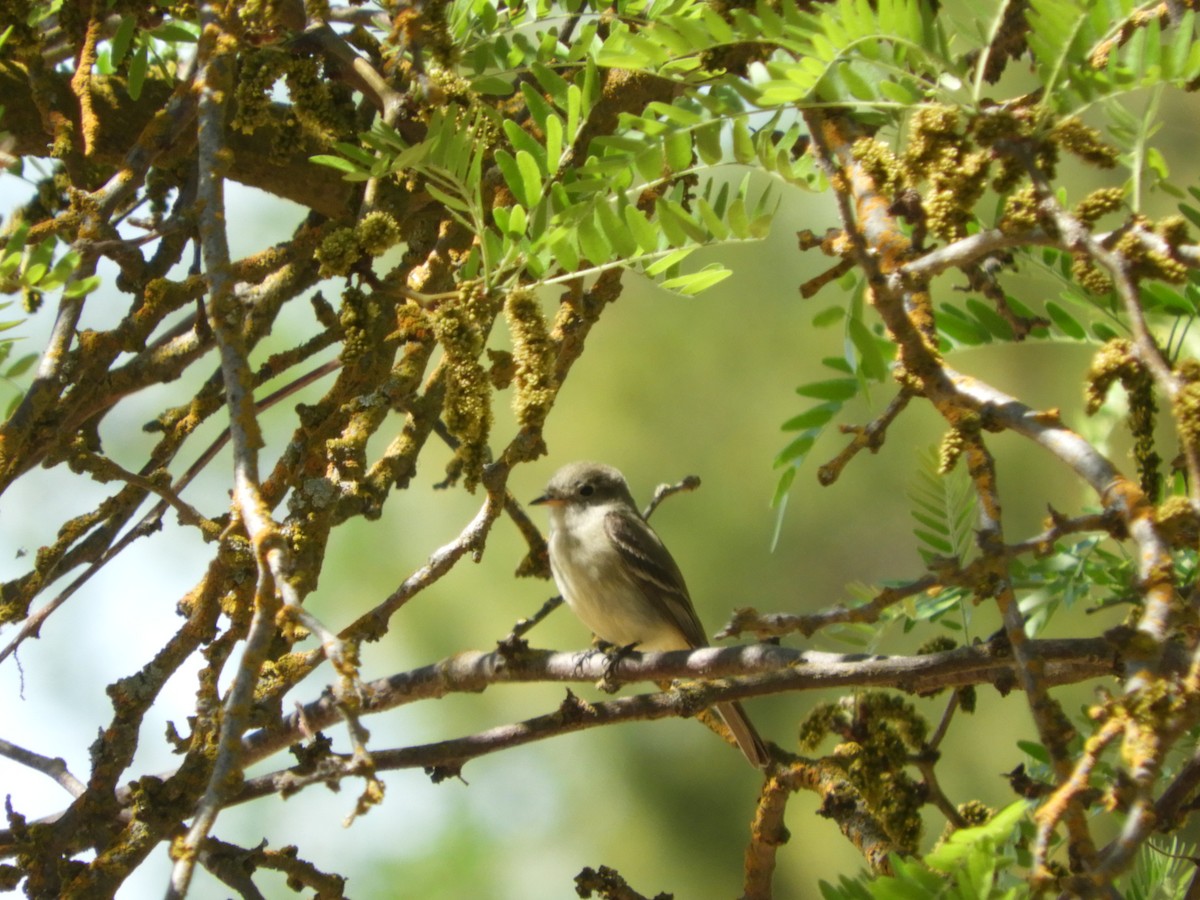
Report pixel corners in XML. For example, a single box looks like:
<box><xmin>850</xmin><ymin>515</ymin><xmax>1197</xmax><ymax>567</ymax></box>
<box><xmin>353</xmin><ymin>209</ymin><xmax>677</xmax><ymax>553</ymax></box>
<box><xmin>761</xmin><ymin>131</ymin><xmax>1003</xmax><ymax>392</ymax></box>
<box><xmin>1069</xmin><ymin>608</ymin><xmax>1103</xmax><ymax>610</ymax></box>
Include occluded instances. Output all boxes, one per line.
<box><xmin>547</xmin><ymin>504</ymin><xmax>686</xmax><ymax>650</ymax></box>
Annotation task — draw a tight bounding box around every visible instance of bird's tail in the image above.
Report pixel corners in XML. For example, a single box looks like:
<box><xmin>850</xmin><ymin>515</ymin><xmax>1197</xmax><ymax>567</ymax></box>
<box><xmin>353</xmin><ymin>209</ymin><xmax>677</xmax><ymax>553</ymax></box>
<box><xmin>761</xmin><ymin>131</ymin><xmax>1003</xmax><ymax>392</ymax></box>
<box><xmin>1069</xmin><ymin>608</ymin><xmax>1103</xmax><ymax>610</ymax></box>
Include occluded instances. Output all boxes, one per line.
<box><xmin>714</xmin><ymin>700</ymin><xmax>771</xmax><ymax>769</ymax></box>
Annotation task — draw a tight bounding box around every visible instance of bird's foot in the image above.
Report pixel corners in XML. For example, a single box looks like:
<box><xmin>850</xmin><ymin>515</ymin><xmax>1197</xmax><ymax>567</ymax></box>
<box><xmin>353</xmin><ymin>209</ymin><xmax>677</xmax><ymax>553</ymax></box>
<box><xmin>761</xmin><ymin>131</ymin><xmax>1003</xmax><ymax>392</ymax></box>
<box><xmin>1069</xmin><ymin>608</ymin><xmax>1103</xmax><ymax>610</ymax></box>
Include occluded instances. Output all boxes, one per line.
<box><xmin>595</xmin><ymin>641</ymin><xmax>639</xmax><ymax>694</ymax></box>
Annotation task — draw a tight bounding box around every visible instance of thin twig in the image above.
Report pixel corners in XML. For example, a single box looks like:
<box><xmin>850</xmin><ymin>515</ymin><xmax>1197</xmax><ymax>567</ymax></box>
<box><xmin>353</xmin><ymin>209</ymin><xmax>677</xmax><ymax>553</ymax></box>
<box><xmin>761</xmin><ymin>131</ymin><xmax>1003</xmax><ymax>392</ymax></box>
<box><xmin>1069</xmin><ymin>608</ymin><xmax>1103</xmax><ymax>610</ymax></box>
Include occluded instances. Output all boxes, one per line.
<box><xmin>928</xmin><ymin>690</ymin><xmax>959</xmax><ymax>752</ymax></box>
<box><xmin>169</xmin><ymin>5</ymin><xmax>283</xmax><ymax>893</ymax></box>
<box><xmin>642</xmin><ymin>474</ymin><xmax>701</xmax><ymax>520</ymax></box>
<box><xmin>0</xmin><ymin>738</ymin><xmax>86</xmax><ymax>798</ymax></box>
<box><xmin>719</xmin><ymin>509</ymin><xmax>1112</xmax><ymax>641</ymax></box>
<box><xmin>817</xmin><ymin>388</ymin><xmax>913</xmax><ymax>486</ymax></box>
<box><xmin>504</xmin><ymin>593</ymin><xmax>564</xmax><ymax>643</ymax></box>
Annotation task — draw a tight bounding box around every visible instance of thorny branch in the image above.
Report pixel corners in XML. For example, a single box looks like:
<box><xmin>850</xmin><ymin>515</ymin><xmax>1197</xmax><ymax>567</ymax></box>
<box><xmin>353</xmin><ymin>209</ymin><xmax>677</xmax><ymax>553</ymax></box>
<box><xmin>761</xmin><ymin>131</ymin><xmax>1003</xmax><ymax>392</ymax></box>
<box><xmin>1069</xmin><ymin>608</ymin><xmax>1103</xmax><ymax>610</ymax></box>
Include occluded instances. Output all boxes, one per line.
<box><xmin>0</xmin><ymin>632</ymin><xmax>1135</xmax><ymax>858</ymax></box>
<box><xmin>169</xmin><ymin>5</ymin><xmax>281</xmax><ymax>894</ymax></box>
<box><xmin>4</xmin><ymin>1</ymin><xmax>1200</xmax><ymax>898</ymax></box>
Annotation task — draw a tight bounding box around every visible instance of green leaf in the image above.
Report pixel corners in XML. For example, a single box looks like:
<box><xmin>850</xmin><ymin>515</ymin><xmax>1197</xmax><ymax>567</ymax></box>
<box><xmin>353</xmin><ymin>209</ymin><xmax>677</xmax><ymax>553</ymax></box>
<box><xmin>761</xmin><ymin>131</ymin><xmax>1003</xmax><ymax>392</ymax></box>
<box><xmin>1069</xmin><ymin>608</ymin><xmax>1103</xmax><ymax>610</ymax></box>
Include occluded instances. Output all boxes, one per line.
<box><xmin>726</xmin><ymin>195</ymin><xmax>750</xmax><ymax>238</ymax></box>
<box><xmin>576</xmin><ymin>213</ymin><xmax>611</xmax><ymax>265</ymax></box>
<box><xmin>964</xmin><ymin>298</ymin><xmax>1015</xmax><ymax>340</ymax></box>
<box><xmin>937</xmin><ymin>306</ymin><xmax>989</xmax><ymax>345</ymax></box>
<box><xmin>695</xmin><ymin>197</ymin><xmax>730</xmax><ymax>241</ymax></box>
<box><xmin>595</xmin><ymin>200</ymin><xmax>638</xmax><ymax>260</ymax></box>
<box><xmin>822</xmin><ymin>356</ymin><xmax>855</xmax><ymax>375</ymax></box>
<box><xmin>772</xmin><ymin>466</ymin><xmax>797</xmax><ymax>508</ymax></box>
<box><xmin>520</xmin><ymin>82</ymin><xmax>555</xmax><ymax>132</ymax></box>
<box><xmin>544</xmin><ymin>113</ymin><xmax>564</xmax><ymax>170</ymax></box>
<box><xmin>658</xmin><ymin>199</ymin><xmax>709</xmax><ymax>244</ymax></box>
<box><xmin>694</xmin><ymin>120</ymin><xmax>724</xmax><ymax>165</ymax></box>
<box><xmin>795</xmin><ymin>378</ymin><xmax>859</xmax><ymax>401</ymax></box>
<box><xmin>813</xmin><ymin>306</ymin><xmax>845</xmax><ymax>327</ymax></box>
<box><xmin>837</xmin><ymin>61</ymin><xmax>876</xmax><ymax>101</ymax></box>
<box><xmin>624</xmin><ymin>205</ymin><xmax>660</xmax><ymax>253</ymax></box>
<box><xmin>1180</xmin><ymin>204</ymin><xmax>1200</xmax><ymax>233</ymax></box>
<box><xmin>47</xmin><ymin>250</ymin><xmax>81</xmax><ymax>284</ymax></box>
<box><xmin>700</xmin><ymin>6</ymin><xmax>736</xmax><ymax>43</ymax></box>
<box><xmin>646</xmin><ymin>100</ymin><xmax>704</xmax><ymax>127</ymax></box>
<box><xmin>774</xmin><ymin>431</ymin><xmax>818</xmax><ymax>467</ymax></box>
<box><xmin>878</xmin><ymin>79</ymin><xmax>919</xmax><ymax>103</ymax></box>
<box><xmin>150</xmin><ymin>21</ymin><xmax>198</xmax><ymax>42</ymax></box>
<box><xmin>781</xmin><ymin>402</ymin><xmax>840</xmax><ymax>431</ymax></box>
<box><xmin>530</xmin><ymin>61</ymin><xmax>571</xmax><ymax>105</ymax></box>
<box><xmin>502</xmin><ymin>119</ymin><xmax>547</xmax><ymax>172</ymax></box>
<box><xmin>472</xmin><ymin>75</ymin><xmax>516</xmax><ymax>95</ymax></box>
<box><xmin>655</xmin><ymin>199</ymin><xmax>691</xmax><ymax>247</ymax></box>
<box><xmin>547</xmin><ymin>228</ymin><xmax>581</xmax><ymax>271</ymax></box>
<box><xmin>1142</xmin><ymin>282</ymin><xmax>1192</xmax><ymax>315</ymax></box>
<box><xmin>925</xmin><ymin>802</ymin><xmax>1031</xmax><ymax>873</ymax></box>
<box><xmin>310</xmin><ymin>154</ymin><xmax>363</xmax><ymax>175</ymax></box>
<box><xmin>1045</xmin><ymin>300</ymin><xmax>1088</xmax><ymax>340</ymax></box>
<box><xmin>426</xmin><ymin>183</ymin><xmax>473</xmax><ymax>216</ymax></box>
<box><xmin>644</xmin><ymin>247</ymin><xmax>694</xmax><ymax>277</ymax></box>
<box><xmin>5</xmin><ymin>352</ymin><xmax>35</xmax><ymax>378</ymax></box>
<box><xmin>910</xmin><ymin>510</ymin><xmax>948</xmax><ymax>535</ymax></box>
<box><xmin>63</xmin><ymin>275</ymin><xmax>102</xmax><ymax>298</ymax></box>
<box><xmin>127</xmin><ymin>41</ymin><xmax>149</xmax><ymax>101</ymax></box>
<box><xmin>1017</xmin><ymin>740</ymin><xmax>1050</xmax><ymax>764</ymax></box>
<box><xmin>659</xmin><ymin>263</ymin><xmax>732</xmax><ymax>295</ymax></box>
<box><xmin>1145</xmin><ymin>146</ymin><xmax>1169</xmax><ymax>183</ymax></box>
<box><xmin>754</xmin><ymin>79</ymin><xmax>812</xmax><ymax>106</ymax></box>
<box><xmin>4</xmin><ymin>223</ymin><xmax>29</xmax><ymax>256</ymax></box>
<box><xmin>634</xmin><ymin>144</ymin><xmax>664</xmax><ymax>183</ymax></box>
<box><xmin>847</xmin><ymin>315</ymin><xmax>888</xmax><ymax>380</ymax></box>
<box><xmin>494</xmin><ymin>149</ymin><xmax>525</xmax><ymax>205</ymax></box>
<box><xmin>566</xmin><ymin>83</ymin><xmax>583</xmax><ymax>142</ymax></box>
<box><xmin>663</xmin><ymin>128</ymin><xmax>693</xmax><ymax>172</ymax></box>
<box><xmin>508</xmin><ymin>204</ymin><xmax>528</xmax><ymax>238</ymax></box>
<box><xmin>111</xmin><ymin>16</ymin><xmax>137</xmax><ymax>66</ymax></box>
<box><xmin>731</xmin><ymin>118</ymin><xmax>755</xmax><ymax>164</ymax></box>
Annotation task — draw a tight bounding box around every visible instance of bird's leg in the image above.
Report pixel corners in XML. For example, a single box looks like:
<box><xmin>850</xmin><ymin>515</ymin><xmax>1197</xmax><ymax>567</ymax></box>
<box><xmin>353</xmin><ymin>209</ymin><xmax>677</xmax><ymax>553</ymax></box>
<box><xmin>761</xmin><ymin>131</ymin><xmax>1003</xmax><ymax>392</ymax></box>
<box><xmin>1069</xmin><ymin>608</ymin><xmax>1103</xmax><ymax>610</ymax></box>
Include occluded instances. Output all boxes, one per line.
<box><xmin>594</xmin><ymin>639</ymin><xmax>639</xmax><ymax>694</ymax></box>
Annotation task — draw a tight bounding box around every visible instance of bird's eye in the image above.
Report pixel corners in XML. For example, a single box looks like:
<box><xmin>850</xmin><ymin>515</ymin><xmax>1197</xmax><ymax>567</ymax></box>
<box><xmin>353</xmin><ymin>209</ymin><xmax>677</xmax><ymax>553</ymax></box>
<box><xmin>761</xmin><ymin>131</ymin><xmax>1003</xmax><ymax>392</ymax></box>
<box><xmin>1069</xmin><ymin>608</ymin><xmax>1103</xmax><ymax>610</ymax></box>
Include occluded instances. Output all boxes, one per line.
<box><xmin>578</xmin><ymin>483</ymin><xmax>594</xmax><ymax>497</ymax></box>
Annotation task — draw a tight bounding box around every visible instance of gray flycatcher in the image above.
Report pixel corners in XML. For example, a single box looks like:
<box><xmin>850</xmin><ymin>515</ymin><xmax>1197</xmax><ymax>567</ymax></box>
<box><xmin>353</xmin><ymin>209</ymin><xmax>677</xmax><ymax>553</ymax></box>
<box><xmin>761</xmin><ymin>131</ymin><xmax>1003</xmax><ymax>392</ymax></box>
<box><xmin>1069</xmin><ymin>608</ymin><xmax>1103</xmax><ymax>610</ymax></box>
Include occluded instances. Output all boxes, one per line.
<box><xmin>531</xmin><ymin>460</ymin><xmax>770</xmax><ymax>768</ymax></box>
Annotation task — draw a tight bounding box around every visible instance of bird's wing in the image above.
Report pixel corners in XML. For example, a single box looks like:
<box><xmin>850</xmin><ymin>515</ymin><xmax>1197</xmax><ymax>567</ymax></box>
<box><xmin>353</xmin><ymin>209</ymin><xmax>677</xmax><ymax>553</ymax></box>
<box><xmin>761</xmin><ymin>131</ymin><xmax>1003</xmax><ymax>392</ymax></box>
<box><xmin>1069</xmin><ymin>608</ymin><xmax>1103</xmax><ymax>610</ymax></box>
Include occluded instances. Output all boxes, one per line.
<box><xmin>603</xmin><ymin>509</ymin><xmax>708</xmax><ymax>648</ymax></box>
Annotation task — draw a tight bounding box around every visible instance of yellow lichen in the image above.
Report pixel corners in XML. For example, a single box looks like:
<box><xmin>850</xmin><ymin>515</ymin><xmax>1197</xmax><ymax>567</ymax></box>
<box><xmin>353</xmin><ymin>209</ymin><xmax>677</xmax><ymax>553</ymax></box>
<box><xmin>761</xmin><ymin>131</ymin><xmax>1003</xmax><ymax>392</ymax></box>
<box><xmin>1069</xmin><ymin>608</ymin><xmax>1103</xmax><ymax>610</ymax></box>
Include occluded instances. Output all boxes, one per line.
<box><xmin>1074</xmin><ymin>187</ymin><xmax>1125</xmax><ymax>226</ymax></box>
<box><xmin>1084</xmin><ymin>339</ymin><xmax>1138</xmax><ymax>414</ymax></box>
<box><xmin>315</xmin><ymin>227</ymin><xmax>361</xmax><ymax>278</ymax></box>
<box><xmin>1072</xmin><ymin>254</ymin><xmax>1113</xmax><ymax>296</ymax></box>
<box><xmin>504</xmin><ymin>288</ymin><xmax>556</xmax><ymax>434</ymax></box>
<box><xmin>998</xmin><ymin>185</ymin><xmax>1040</xmax><ymax>235</ymax></box>
<box><xmin>356</xmin><ymin>211</ymin><xmax>401</xmax><ymax>257</ymax></box>
<box><xmin>851</xmin><ymin>137</ymin><xmax>903</xmax><ymax>198</ymax></box>
<box><xmin>1052</xmin><ymin>118</ymin><xmax>1119</xmax><ymax>169</ymax></box>
<box><xmin>938</xmin><ymin>426</ymin><xmax>965</xmax><ymax>473</ymax></box>
<box><xmin>1155</xmin><ymin>496</ymin><xmax>1198</xmax><ymax>548</ymax></box>
<box><xmin>1173</xmin><ymin>381</ymin><xmax>1200</xmax><ymax>466</ymax></box>
<box><xmin>434</xmin><ymin>300</ymin><xmax>492</xmax><ymax>489</ymax></box>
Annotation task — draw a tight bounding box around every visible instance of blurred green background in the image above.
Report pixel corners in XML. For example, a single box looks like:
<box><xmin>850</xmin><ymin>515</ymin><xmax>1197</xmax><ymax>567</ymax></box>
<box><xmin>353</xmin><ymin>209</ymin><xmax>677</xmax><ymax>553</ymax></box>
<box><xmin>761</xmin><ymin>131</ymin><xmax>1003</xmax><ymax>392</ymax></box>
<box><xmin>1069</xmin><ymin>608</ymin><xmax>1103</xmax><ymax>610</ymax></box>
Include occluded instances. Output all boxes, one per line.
<box><xmin>4</xmin><ymin>87</ymin><xmax>1200</xmax><ymax>900</ymax></box>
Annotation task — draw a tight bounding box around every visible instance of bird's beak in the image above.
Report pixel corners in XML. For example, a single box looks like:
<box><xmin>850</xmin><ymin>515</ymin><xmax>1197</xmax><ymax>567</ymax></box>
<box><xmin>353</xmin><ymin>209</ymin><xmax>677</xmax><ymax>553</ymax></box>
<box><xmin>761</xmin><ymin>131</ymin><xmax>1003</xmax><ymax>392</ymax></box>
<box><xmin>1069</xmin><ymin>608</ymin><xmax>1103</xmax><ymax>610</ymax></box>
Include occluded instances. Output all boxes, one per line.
<box><xmin>530</xmin><ymin>493</ymin><xmax>561</xmax><ymax>506</ymax></box>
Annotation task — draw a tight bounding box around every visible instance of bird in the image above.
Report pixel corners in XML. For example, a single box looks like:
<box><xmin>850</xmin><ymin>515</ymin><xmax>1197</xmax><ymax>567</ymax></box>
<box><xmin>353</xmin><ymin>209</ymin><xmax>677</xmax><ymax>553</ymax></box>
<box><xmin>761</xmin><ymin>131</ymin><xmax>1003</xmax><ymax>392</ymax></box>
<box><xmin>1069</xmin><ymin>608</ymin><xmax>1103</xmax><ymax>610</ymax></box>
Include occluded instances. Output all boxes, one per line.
<box><xmin>531</xmin><ymin>460</ymin><xmax>770</xmax><ymax>768</ymax></box>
